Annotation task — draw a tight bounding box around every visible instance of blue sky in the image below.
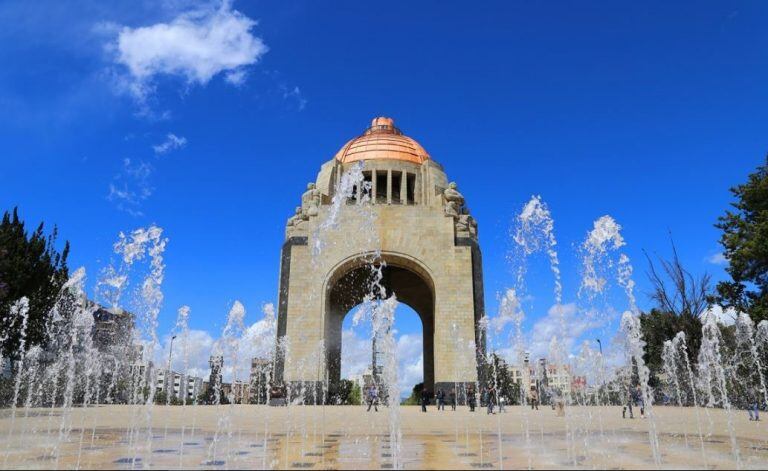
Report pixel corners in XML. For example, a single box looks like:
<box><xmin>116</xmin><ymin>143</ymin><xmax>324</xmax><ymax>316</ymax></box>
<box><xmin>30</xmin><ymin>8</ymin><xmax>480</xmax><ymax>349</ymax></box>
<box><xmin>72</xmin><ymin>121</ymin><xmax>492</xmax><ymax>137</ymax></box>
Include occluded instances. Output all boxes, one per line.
<box><xmin>1</xmin><ymin>1</ymin><xmax>766</xmax><ymax>388</ymax></box>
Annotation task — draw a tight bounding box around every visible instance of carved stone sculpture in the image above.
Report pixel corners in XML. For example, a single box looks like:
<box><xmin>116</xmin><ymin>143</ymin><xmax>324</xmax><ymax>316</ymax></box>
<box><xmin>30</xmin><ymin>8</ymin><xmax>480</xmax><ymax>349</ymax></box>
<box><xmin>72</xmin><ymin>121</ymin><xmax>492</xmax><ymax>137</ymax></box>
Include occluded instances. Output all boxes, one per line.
<box><xmin>456</xmin><ymin>207</ymin><xmax>478</xmax><ymax>239</ymax></box>
<box><xmin>301</xmin><ymin>182</ymin><xmax>321</xmax><ymax>218</ymax></box>
<box><xmin>286</xmin><ymin>206</ymin><xmax>307</xmax><ymax>238</ymax></box>
<box><xmin>443</xmin><ymin>182</ymin><xmax>465</xmax><ymax>218</ymax></box>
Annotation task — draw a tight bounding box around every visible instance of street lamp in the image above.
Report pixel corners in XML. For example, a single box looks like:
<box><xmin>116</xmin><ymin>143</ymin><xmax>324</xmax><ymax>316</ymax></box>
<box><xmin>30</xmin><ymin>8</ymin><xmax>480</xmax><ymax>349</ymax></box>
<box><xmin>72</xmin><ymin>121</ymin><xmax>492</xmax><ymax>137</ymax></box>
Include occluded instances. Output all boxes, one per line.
<box><xmin>596</xmin><ymin>338</ymin><xmax>602</xmax><ymax>355</ymax></box>
<box><xmin>168</xmin><ymin>335</ymin><xmax>177</xmax><ymax>372</ymax></box>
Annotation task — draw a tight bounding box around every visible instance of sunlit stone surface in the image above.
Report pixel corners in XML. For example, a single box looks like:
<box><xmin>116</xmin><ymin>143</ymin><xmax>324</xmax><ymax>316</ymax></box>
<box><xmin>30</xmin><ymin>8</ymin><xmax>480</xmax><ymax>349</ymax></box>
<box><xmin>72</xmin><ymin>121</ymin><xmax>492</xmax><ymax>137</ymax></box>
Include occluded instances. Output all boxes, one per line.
<box><xmin>277</xmin><ymin>117</ymin><xmax>484</xmax><ymax>397</ymax></box>
<box><xmin>2</xmin><ymin>405</ymin><xmax>766</xmax><ymax>469</ymax></box>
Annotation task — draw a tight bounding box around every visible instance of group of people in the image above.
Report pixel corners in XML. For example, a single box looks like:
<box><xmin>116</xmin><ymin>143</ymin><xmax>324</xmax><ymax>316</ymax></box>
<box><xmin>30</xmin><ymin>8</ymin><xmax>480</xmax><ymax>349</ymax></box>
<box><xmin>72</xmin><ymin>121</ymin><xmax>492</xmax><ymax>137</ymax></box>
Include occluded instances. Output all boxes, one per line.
<box><xmin>420</xmin><ymin>388</ymin><xmax>458</xmax><ymax>412</ymax></box>
<box><xmin>416</xmin><ymin>385</ymin><xmax>508</xmax><ymax>414</ymax></box>
<box><xmin>622</xmin><ymin>385</ymin><xmax>646</xmax><ymax>419</ymax></box>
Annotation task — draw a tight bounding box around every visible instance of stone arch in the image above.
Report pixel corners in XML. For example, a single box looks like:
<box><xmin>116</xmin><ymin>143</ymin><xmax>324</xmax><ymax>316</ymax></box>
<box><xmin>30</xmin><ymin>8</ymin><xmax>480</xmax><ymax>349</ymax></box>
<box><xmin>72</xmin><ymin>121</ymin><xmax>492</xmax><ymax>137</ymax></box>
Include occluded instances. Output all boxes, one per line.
<box><xmin>323</xmin><ymin>252</ymin><xmax>436</xmax><ymax>397</ymax></box>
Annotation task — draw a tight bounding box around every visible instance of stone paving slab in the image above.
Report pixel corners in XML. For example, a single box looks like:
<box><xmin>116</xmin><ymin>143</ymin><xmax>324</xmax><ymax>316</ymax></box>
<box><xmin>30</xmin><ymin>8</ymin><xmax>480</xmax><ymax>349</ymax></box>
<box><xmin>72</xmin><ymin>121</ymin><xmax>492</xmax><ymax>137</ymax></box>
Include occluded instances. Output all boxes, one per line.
<box><xmin>0</xmin><ymin>405</ymin><xmax>766</xmax><ymax>469</ymax></box>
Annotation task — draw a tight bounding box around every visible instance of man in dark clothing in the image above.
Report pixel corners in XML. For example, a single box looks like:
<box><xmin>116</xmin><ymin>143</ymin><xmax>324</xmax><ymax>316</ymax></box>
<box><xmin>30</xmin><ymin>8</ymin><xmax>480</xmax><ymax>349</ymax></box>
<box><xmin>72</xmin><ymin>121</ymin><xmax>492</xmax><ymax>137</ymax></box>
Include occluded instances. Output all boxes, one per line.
<box><xmin>449</xmin><ymin>390</ymin><xmax>457</xmax><ymax>411</ymax></box>
<box><xmin>420</xmin><ymin>389</ymin><xmax>430</xmax><ymax>413</ymax></box>
<box><xmin>530</xmin><ymin>388</ymin><xmax>539</xmax><ymax>410</ymax></box>
<box><xmin>623</xmin><ymin>390</ymin><xmax>634</xmax><ymax>419</ymax></box>
<box><xmin>436</xmin><ymin>389</ymin><xmax>445</xmax><ymax>411</ymax></box>
<box><xmin>468</xmin><ymin>386</ymin><xmax>476</xmax><ymax>412</ymax></box>
<box><xmin>486</xmin><ymin>386</ymin><xmax>496</xmax><ymax>415</ymax></box>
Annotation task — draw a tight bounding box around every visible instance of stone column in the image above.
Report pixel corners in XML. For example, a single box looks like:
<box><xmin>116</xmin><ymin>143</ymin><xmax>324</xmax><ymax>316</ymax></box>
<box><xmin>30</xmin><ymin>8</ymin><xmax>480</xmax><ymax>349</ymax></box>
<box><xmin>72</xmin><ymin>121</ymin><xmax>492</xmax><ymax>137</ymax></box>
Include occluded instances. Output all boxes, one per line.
<box><xmin>400</xmin><ymin>171</ymin><xmax>407</xmax><ymax>204</ymax></box>
<box><xmin>414</xmin><ymin>172</ymin><xmax>420</xmax><ymax>205</ymax></box>
<box><xmin>371</xmin><ymin>169</ymin><xmax>377</xmax><ymax>203</ymax></box>
<box><xmin>387</xmin><ymin>169</ymin><xmax>392</xmax><ymax>205</ymax></box>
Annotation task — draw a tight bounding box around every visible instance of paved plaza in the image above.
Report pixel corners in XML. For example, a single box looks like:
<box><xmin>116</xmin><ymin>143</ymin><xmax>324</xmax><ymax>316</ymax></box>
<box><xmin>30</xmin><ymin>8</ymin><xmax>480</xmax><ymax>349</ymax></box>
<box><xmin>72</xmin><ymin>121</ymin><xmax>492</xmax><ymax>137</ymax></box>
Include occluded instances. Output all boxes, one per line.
<box><xmin>1</xmin><ymin>405</ymin><xmax>766</xmax><ymax>469</ymax></box>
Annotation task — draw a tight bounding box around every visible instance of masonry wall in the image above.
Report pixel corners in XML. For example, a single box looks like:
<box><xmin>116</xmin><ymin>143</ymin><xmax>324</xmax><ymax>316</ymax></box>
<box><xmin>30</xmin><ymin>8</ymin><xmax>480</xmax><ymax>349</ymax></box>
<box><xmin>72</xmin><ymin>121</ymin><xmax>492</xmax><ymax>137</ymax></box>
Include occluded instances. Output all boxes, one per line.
<box><xmin>277</xmin><ymin>158</ymin><xmax>483</xmax><ymax>389</ymax></box>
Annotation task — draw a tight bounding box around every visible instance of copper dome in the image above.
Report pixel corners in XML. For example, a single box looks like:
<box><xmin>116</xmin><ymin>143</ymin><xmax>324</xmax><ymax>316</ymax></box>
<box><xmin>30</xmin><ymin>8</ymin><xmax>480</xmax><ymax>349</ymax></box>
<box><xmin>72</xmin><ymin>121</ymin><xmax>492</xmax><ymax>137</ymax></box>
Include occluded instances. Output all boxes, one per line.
<box><xmin>334</xmin><ymin>117</ymin><xmax>431</xmax><ymax>164</ymax></box>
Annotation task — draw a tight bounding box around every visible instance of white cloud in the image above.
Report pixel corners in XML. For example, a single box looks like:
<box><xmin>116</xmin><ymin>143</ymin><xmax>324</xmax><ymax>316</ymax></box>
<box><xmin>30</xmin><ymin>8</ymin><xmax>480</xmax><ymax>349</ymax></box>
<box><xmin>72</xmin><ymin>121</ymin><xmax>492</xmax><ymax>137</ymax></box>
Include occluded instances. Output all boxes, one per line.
<box><xmin>160</xmin><ymin>328</ymin><xmax>216</xmax><ymax>378</ymax></box>
<box><xmin>702</xmin><ymin>304</ymin><xmax>737</xmax><ymax>326</ymax></box>
<box><xmin>280</xmin><ymin>84</ymin><xmax>307</xmax><ymax>111</ymax></box>
<box><xmin>157</xmin><ymin>303</ymin><xmax>277</xmax><ymax>382</ymax></box>
<box><xmin>340</xmin><ymin>327</ymin><xmax>424</xmax><ymax>396</ymax></box>
<box><xmin>225</xmin><ymin>68</ymin><xmax>248</xmax><ymax>86</ymax></box>
<box><xmin>111</xmin><ymin>1</ymin><xmax>268</xmax><ymax>102</ymax></box>
<box><xmin>706</xmin><ymin>252</ymin><xmax>728</xmax><ymax>266</ymax></box>
<box><xmin>153</xmin><ymin>133</ymin><xmax>187</xmax><ymax>154</ymax></box>
<box><xmin>107</xmin><ymin>158</ymin><xmax>154</xmax><ymax>216</ymax></box>
<box><xmin>340</xmin><ymin>328</ymin><xmax>372</xmax><ymax>379</ymax></box>
<box><xmin>396</xmin><ymin>334</ymin><xmax>423</xmax><ymax>394</ymax></box>
<box><xmin>526</xmin><ymin>302</ymin><xmax>604</xmax><ymax>360</ymax></box>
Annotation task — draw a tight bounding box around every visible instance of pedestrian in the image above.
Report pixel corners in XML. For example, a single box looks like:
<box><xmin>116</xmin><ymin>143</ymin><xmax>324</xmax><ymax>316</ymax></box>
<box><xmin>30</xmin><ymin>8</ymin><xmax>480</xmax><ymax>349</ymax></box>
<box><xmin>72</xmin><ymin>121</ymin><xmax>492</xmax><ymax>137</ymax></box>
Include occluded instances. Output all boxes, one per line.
<box><xmin>498</xmin><ymin>394</ymin><xmax>506</xmax><ymax>413</ymax></box>
<box><xmin>366</xmin><ymin>384</ymin><xmax>379</xmax><ymax>412</ymax></box>
<box><xmin>530</xmin><ymin>388</ymin><xmax>539</xmax><ymax>410</ymax></box>
<box><xmin>749</xmin><ymin>388</ymin><xmax>760</xmax><ymax>421</ymax></box>
<box><xmin>449</xmin><ymin>390</ymin><xmax>457</xmax><ymax>411</ymax></box>
<box><xmin>436</xmin><ymin>389</ymin><xmax>445</xmax><ymax>411</ymax></box>
<box><xmin>420</xmin><ymin>388</ymin><xmax>430</xmax><ymax>413</ymax></box>
<box><xmin>468</xmin><ymin>386</ymin><xmax>476</xmax><ymax>412</ymax></box>
<box><xmin>623</xmin><ymin>391</ymin><xmax>634</xmax><ymax>419</ymax></box>
<box><xmin>636</xmin><ymin>385</ymin><xmax>645</xmax><ymax>418</ymax></box>
<box><xmin>486</xmin><ymin>386</ymin><xmax>496</xmax><ymax>415</ymax></box>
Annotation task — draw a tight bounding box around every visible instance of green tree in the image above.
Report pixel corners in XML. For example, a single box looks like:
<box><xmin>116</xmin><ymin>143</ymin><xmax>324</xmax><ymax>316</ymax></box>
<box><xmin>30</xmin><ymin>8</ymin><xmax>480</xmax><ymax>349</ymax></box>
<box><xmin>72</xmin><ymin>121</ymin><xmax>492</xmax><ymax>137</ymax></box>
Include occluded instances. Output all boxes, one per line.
<box><xmin>401</xmin><ymin>382</ymin><xmax>424</xmax><ymax>405</ymax></box>
<box><xmin>0</xmin><ymin>208</ymin><xmax>69</xmax><ymax>364</ymax></box>
<box><xmin>640</xmin><ymin>241</ymin><xmax>710</xmax><ymax>382</ymax></box>
<box><xmin>484</xmin><ymin>352</ymin><xmax>521</xmax><ymax>404</ymax></box>
<box><xmin>714</xmin><ymin>156</ymin><xmax>768</xmax><ymax>323</ymax></box>
<box><xmin>348</xmin><ymin>383</ymin><xmax>362</xmax><ymax>405</ymax></box>
<box><xmin>335</xmin><ymin>379</ymin><xmax>361</xmax><ymax>405</ymax></box>
<box><xmin>154</xmin><ymin>390</ymin><xmax>168</xmax><ymax>405</ymax></box>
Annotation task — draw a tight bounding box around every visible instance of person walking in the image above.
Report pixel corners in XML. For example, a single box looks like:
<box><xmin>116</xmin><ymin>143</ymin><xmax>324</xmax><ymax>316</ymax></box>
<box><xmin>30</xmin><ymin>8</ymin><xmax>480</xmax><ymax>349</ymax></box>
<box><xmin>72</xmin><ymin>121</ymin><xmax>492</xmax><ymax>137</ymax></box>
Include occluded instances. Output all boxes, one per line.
<box><xmin>486</xmin><ymin>386</ymin><xmax>496</xmax><ymax>415</ymax></box>
<box><xmin>366</xmin><ymin>384</ymin><xmax>379</xmax><ymax>412</ymax></box>
<box><xmin>749</xmin><ymin>388</ymin><xmax>760</xmax><ymax>421</ymax></box>
<box><xmin>530</xmin><ymin>388</ymin><xmax>539</xmax><ymax>411</ymax></box>
<box><xmin>420</xmin><ymin>388</ymin><xmax>430</xmax><ymax>413</ymax></box>
<box><xmin>623</xmin><ymin>390</ymin><xmax>634</xmax><ymax>419</ymax></box>
<box><xmin>498</xmin><ymin>393</ymin><xmax>506</xmax><ymax>413</ymax></box>
<box><xmin>468</xmin><ymin>386</ymin><xmax>476</xmax><ymax>412</ymax></box>
<box><xmin>436</xmin><ymin>389</ymin><xmax>446</xmax><ymax>411</ymax></box>
<box><xmin>449</xmin><ymin>390</ymin><xmax>457</xmax><ymax>411</ymax></box>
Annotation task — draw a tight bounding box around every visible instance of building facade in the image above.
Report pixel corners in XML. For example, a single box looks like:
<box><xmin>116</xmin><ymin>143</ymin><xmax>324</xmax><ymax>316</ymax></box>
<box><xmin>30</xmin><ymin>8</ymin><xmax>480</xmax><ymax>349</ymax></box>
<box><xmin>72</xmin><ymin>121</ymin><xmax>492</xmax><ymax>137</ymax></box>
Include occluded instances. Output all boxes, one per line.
<box><xmin>276</xmin><ymin>117</ymin><xmax>485</xmax><ymax>398</ymax></box>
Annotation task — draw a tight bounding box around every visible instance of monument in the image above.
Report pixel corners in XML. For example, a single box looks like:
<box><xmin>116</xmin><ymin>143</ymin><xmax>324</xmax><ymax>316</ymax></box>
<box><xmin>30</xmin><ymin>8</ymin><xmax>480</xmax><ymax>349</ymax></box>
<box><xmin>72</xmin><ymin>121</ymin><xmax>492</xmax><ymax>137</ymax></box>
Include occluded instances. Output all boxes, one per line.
<box><xmin>275</xmin><ymin>117</ymin><xmax>485</xmax><ymax>398</ymax></box>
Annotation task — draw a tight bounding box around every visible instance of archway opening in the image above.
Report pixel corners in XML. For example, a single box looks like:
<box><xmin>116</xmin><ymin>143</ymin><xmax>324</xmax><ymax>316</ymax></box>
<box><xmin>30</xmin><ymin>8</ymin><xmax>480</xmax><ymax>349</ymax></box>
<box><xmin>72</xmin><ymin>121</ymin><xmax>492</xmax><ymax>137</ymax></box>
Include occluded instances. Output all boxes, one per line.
<box><xmin>339</xmin><ymin>303</ymin><xmax>424</xmax><ymax>403</ymax></box>
<box><xmin>324</xmin><ymin>260</ymin><xmax>435</xmax><ymax>403</ymax></box>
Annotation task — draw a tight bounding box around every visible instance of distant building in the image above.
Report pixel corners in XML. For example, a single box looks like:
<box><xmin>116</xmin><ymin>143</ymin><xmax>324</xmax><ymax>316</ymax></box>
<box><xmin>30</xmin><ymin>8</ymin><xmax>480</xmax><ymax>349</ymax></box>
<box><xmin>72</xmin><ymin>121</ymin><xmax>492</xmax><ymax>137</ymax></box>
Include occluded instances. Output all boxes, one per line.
<box><xmin>186</xmin><ymin>376</ymin><xmax>203</xmax><ymax>402</ymax></box>
<box><xmin>91</xmin><ymin>304</ymin><xmax>133</xmax><ymax>353</ymax></box>
<box><xmin>232</xmin><ymin>380</ymin><xmax>250</xmax><ymax>404</ymax></box>
<box><xmin>510</xmin><ymin>356</ymin><xmax>585</xmax><ymax>399</ymax></box>
<box><xmin>544</xmin><ymin>363</ymin><xmax>572</xmax><ymax>393</ymax></box>
<box><xmin>349</xmin><ymin>367</ymin><xmax>374</xmax><ymax>392</ymax></box>
<box><xmin>129</xmin><ymin>344</ymin><xmax>154</xmax><ymax>397</ymax></box>
<box><xmin>249</xmin><ymin>358</ymin><xmax>272</xmax><ymax>404</ymax></box>
<box><xmin>221</xmin><ymin>382</ymin><xmax>232</xmax><ymax>400</ymax></box>
<box><xmin>155</xmin><ymin>369</ymin><xmax>193</xmax><ymax>401</ymax></box>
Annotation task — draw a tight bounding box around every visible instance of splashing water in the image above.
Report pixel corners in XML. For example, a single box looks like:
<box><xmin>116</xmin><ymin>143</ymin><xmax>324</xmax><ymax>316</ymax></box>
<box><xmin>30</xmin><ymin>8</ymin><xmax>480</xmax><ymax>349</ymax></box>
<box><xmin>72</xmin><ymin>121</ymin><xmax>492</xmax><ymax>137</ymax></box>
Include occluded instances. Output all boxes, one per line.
<box><xmin>513</xmin><ymin>195</ymin><xmax>562</xmax><ymax>300</ymax></box>
<box><xmin>579</xmin><ymin>216</ymin><xmax>625</xmax><ymax>300</ymax></box>
<box><xmin>662</xmin><ymin>333</ymin><xmax>707</xmax><ymax>462</ymax></box>
<box><xmin>620</xmin><ymin>312</ymin><xmax>661</xmax><ymax>466</ymax></box>
<box><xmin>207</xmin><ymin>301</ymin><xmax>246</xmax><ymax>466</ymax></box>
<box><xmin>698</xmin><ymin>307</ymin><xmax>741</xmax><ymax>467</ymax></box>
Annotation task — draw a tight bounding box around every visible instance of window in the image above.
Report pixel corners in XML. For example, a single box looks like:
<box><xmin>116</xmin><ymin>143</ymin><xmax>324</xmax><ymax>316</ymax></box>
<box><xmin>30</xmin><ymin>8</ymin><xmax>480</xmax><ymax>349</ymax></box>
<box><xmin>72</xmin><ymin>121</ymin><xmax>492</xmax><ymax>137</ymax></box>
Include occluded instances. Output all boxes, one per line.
<box><xmin>391</xmin><ymin>171</ymin><xmax>402</xmax><ymax>204</ymax></box>
<box><xmin>375</xmin><ymin>171</ymin><xmax>387</xmax><ymax>204</ymax></box>
<box><xmin>406</xmin><ymin>173</ymin><xmax>416</xmax><ymax>204</ymax></box>
<box><xmin>362</xmin><ymin>171</ymin><xmax>373</xmax><ymax>201</ymax></box>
